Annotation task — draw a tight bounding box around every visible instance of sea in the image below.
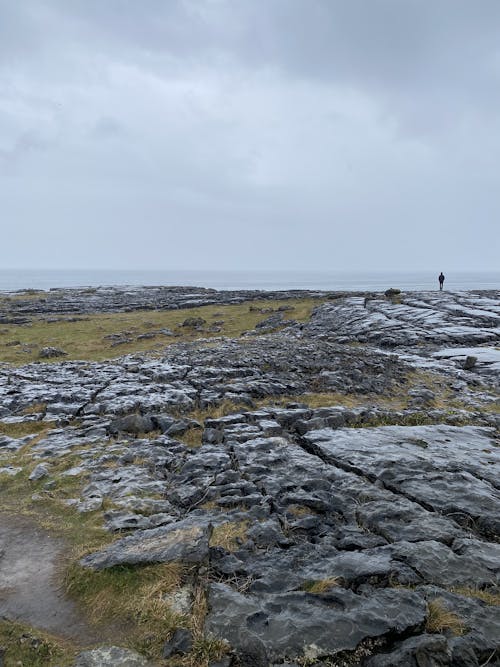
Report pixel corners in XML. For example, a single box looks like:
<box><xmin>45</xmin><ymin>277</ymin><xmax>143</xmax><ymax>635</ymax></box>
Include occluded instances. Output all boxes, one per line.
<box><xmin>0</xmin><ymin>269</ymin><xmax>499</xmax><ymax>293</ymax></box>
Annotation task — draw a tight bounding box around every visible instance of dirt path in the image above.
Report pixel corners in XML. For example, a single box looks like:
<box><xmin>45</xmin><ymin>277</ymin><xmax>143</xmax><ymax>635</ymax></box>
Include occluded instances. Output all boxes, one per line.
<box><xmin>0</xmin><ymin>513</ymin><xmax>99</xmax><ymax>644</ymax></box>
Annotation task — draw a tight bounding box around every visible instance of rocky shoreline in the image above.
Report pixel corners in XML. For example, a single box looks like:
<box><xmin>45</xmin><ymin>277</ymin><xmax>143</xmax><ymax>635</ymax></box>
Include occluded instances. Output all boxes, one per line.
<box><xmin>0</xmin><ymin>286</ymin><xmax>499</xmax><ymax>666</ymax></box>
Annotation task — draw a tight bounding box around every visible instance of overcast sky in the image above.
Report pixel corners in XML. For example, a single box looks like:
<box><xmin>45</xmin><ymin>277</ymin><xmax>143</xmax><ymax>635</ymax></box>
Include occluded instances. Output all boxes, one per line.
<box><xmin>1</xmin><ymin>0</ymin><xmax>499</xmax><ymax>271</ymax></box>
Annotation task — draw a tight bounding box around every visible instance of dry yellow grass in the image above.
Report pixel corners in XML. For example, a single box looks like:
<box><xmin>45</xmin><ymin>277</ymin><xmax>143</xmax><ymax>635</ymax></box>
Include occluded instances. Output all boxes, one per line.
<box><xmin>21</xmin><ymin>402</ymin><xmax>47</xmax><ymax>415</ymax></box>
<box><xmin>0</xmin><ymin>420</ymin><xmax>55</xmax><ymax>439</ymax></box>
<box><xmin>302</xmin><ymin>577</ymin><xmax>340</xmax><ymax>594</ymax></box>
<box><xmin>65</xmin><ymin>559</ymin><xmax>186</xmax><ymax>657</ymax></box>
<box><xmin>65</xmin><ymin>561</ymin><xmax>229</xmax><ymax>664</ymax></box>
<box><xmin>288</xmin><ymin>504</ymin><xmax>317</xmax><ymax>517</ymax></box>
<box><xmin>426</xmin><ymin>599</ymin><xmax>465</xmax><ymax>635</ymax></box>
<box><xmin>255</xmin><ymin>391</ymin><xmax>407</xmax><ymax>411</ymax></box>
<box><xmin>182</xmin><ymin>398</ymin><xmax>250</xmax><ymax>423</ymax></box>
<box><xmin>177</xmin><ymin>427</ymin><xmax>204</xmax><ymax>448</ymax></box>
<box><xmin>209</xmin><ymin>520</ymin><xmax>249</xmax><ymax>552</ymax></box>
<box><xmin>451</xmin><ymin>587</ymin><xmax>500</xmax><ymax>606</ymax></box>
<box><xmin>172</xmin><ymin>586</ymin><xmax>229</xmax><ymax>667</ymax></box>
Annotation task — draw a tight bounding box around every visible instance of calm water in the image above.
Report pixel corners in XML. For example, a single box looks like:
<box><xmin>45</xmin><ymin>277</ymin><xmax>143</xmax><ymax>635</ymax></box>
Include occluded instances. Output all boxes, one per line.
<box><xmin>0</xmin><ymin>269</ymin><xmax>499</xmax><ymax>292</ymax></box>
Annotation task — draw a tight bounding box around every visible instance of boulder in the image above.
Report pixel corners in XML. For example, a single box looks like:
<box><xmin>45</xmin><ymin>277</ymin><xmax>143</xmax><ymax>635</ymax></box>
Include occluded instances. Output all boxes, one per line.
<box><xmin>108</xmin><ymin>414</ymin><xmax>156</xmax><ymax>435</ymax></box>
<box><xmin>29</xmin><ymin>464</ymin><xmax>49</xmax><ymax>481</ymax></box>
<box><xmin>463</xmin><ymin>355</ymin><xmax>477</xmax><ymax>370</ymax></box>
<box><xmin>162</xmin><ymin>628</ymin><xmax>193</xmax><ymax>658</ymax></box>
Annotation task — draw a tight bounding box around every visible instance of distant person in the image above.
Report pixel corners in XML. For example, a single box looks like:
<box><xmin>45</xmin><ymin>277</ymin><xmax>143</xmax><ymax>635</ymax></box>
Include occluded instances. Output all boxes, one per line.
<box><xmin>438</xmin><ymin>272</ymin><xmax>445</xmax><ymax>291</ymax></box>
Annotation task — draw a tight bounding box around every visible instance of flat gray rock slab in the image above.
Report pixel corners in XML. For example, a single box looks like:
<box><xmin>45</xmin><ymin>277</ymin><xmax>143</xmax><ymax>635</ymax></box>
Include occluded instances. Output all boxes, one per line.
<box><xmin>305</xmin><ymin>424</ymin><xmax>500</xmax><ymax>536</ymax></box>
<box><xmin>206</xmin><ymin>583</ymin><xmax>427</xmax><ymax>664</ymax></box>
<box><xmin>304</xmin><ymin>292</ymin><xmax>500</xmax><ymax>348</ymax></box>
<box><xmin>80</xmin><ymin>517</ymin><xmax>211</xmax><ymax>570</ymax></box>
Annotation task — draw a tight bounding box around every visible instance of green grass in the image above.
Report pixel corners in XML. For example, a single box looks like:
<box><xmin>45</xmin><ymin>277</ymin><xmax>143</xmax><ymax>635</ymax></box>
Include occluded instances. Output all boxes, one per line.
<box><xmin>301</xmin><ymin>577</ymin><xmax>340</xmax><ymax>594</ymax></box>
<box><xmin>0</xmin><ymin>420</ymin><xmax>55</xmax><ymax>438</ymax></box>
<box><xmin>0</xmin><ymin>298</ymin><xmax>322</xmax><ymax>365</ymax></box>
<box><xmin>0</xmin><ymin>467</ymin><xmax>110</xmax><ymax>552</ymax></box>
<box><xmin>0</xmin><ymin>619</ymin><xmax>77</xmax><ymax>667</ymax></box>
<box><xmin>0</xmin><ymin>436</ymin><xmax>110</xmax><ymax>553</ymax></box>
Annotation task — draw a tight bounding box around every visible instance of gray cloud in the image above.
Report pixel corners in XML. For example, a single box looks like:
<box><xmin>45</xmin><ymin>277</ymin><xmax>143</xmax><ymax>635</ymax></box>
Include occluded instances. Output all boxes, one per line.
<box><xmin>0</xmin><ymin>0</ymin><xmax>498</xmax><ymax>270</ymax></box>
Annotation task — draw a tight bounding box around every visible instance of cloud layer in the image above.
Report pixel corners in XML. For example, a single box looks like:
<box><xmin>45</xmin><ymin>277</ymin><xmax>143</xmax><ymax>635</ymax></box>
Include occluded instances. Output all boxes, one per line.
<box><xmin>1</xmin><ymin>0</ymin><xmax>499</xmax><ymax>270</ymax></box>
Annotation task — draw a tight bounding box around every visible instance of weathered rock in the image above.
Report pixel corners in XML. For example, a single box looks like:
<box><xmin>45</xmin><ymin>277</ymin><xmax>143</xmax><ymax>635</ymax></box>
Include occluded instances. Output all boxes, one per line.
<box><xmin>108</xmin><ymin>414</ymin><xmax>156</xmax><ymax>435</ymax></box>
<box><xmin>74</xmin><ymin>646</ymin><xmax>152</xmax><ymax>666</ymax></box>
<box><xmin>80</xmin><ymin>517</ymin><xmax>212</xmax><ymax>569</ymax></box>
<box><xmin>365</xmin><ymin>634</ymin><xmax>451</xmax><ymax>666</ymax></box>
<box><xmin>419</xmin><ymin>586</ymin><xmax>500</xmax><ymax>665</ymax></box>
<box><xmin>1</xmin><ymin>287</ymin><xmax>499</xmax><ymax>667</ymax></box>
<box><xmin>165</xmin><ymin>419</ymin><xmax>200</xmax><ymax>437</ymax></box>
<box><xmin>39</xmin><ymin>346</ymin><xmax>67</xmax><ymax>358</ymax></box>
<box><xmin>182</xmin><ymin>316</ymin><xmax>206</xmax><ymax>328</ymax></box>
<box><xmin>463</xmin><ymin>355</ymin><xmax>477</xmax><ymax>370</ymax></box>
<box><xmin>206</xmin><ymin>584</ymin><xmax>427</xmax><ymax>664</ymax></box>
<box><xmin>104</xmin><ymin>510</ymin><xmax>174</xmax><ymax>532</ymax></box>
<box><xmin>304</xmin><ymin>424</ymin><xmax>500</xmax><ymax>539</ymax></box>
<box><xmin>28</xmin><ymin>464</ymin><xmax>49</xmax><ymax>481</ymax></box>
<box><xmin>255</xmin><ymin>313</ymin><xmax>285</xmax><ymax>330</ymax></box>
<box><xmin>162</xmin><ymin>628</ymin><xmax>193</xmax><ymax>658</ymax></box>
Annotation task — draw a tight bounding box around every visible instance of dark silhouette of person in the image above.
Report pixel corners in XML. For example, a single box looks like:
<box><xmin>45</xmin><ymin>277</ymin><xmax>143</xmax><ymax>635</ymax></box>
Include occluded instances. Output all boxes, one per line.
<box><xmin>438</xmin><ymin>272</ymin><xmax>445</xmax><ymax>290</ymax></box>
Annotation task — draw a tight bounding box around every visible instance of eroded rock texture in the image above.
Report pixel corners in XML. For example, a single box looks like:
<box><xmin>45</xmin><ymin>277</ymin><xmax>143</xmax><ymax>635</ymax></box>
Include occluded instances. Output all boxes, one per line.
<box><xmin>1</xmin><ymin>287</ymin><xmax>499</xmax><ymax>666</ymax></box>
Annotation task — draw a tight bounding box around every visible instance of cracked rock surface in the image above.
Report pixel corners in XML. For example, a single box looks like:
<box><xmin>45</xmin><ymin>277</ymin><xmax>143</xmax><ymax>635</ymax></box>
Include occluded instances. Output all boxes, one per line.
<box><xmin>0</xmin><ymin>287</ymin><xmax>499</xmax><ymax>666</ymax></box>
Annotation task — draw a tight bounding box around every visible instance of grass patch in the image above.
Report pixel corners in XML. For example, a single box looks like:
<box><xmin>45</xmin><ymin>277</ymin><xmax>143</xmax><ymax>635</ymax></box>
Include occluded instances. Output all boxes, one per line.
<box><xmin>209</xmin><ymin>520</ymin><xmax>249</xmax><ymax>552</ymax></box>
<box><xmin>301</xmin><ymin>577</ymin><xmax>340</xmax><ymax>594</ymax></box>
<box><xmin>0</xmin><ymin>420</ymin><xmax>55</xmax><ymax>438</ymax></box>
<box><xmin>288</xmin><ymin>504</ymin><xmax>317</xmax><ymax>517</ymax></box>
<box><xmin>425</xmin><ymin>599</ymin><xmax>465</xmax><ymax>636</ymax></box>
<box><xmin>184</xmin><ymin>399</ymin><xmax>250</xmax><ymax>423</ymax></box>
<box><xmin>0</xmin><ymin>450</ymin><xmax>226</xmax><ymax>664</ymax></box>
<box><xmin>403</xmin><ymin>369</ymin><xmax>455</xmax><ymax>409</ymax></box>
<box><xmin>65</xmin><ymin>560</ymin><xmax>184</xmax><ymax>633</ymax></box>
<box><xmin>181</xmin><ymin>637</ymin><xmax>230</xmax><ymax>667</ymax></box>
<box><xmin>22</xmin><ymin>402</ymin><xmax>48</xmax><ymax>415</ymax></box>
<box><xmin>0</xmin><ymin>297</ymin><xmax>323</xmax><ymax>365</ymax></box>
<box><xmin>480</xmin><ymin>400</ymin><xmax>500</xmax><ymax>415</ymax></box>
<box><xmin>450</xmin><ymin>587</ymin><xmax>500</xmax><ymax>606</ymax></box>
<box><xmin>0</xmin><ymin>453</ymin><xmax>110</xmax><ymax>553</ymax></box>
<box><xmin>178</xmin><ymin>427</ymin><xmax>203</xmax><ymax>448</ymax></box>
<box><xmin>0</xmin><ymin>618</ymin><xmax>77</xmax><ymax>667</ymax></box>
<box><xmin>255</xmin><ymin>391</ymin><xmax>408</xmax><ymax>411</ymax></box>
<box><xmin>64</xmin><ymin>563</ymin><xmax>228</xmax><ymax>664</ymax></box>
